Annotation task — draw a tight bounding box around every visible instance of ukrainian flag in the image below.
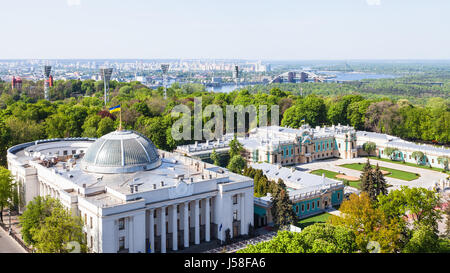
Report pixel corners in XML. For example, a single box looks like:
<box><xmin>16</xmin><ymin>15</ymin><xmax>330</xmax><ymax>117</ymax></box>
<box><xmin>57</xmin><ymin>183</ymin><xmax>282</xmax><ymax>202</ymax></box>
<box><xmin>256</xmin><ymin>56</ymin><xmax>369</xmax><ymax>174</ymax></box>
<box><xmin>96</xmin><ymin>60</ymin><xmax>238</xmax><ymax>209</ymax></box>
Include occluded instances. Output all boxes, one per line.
<box><xmin>109</xmin><ymin>104</ymin><xmax>121</xmax><ymax>113</ymax></box>
<box><xmin>301</xmin><ymin>118</ymin><xmax>306</xmax><ymax>123</ymax></box>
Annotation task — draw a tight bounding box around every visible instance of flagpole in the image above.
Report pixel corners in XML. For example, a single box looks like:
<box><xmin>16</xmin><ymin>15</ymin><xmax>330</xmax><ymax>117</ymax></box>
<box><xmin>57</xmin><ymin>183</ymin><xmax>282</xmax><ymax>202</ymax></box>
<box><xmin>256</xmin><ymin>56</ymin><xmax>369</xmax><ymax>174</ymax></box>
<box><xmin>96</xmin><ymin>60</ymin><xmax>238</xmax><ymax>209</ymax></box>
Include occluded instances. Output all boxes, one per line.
<box><xmin>119</xmin><ymin>108</ymin><xmax>122</xmax><ymax>131</ymax></box>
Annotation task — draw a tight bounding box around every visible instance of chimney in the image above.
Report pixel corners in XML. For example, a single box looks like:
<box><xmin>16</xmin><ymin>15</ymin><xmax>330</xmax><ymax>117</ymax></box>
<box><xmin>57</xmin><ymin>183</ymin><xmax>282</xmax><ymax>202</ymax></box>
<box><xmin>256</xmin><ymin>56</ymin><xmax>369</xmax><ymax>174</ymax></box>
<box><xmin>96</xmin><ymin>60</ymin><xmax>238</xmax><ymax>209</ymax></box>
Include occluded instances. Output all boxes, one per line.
<box><xmin>134</xmin><ymin>185</ymin><xmax>139</xmax><ymax>192</ymax></box>
<box><xmin>153</xmin><ymin>184</ymin><xmax>157</xmax><ymax>190</ymax></box>
<box><xmin>160</xmin><ymin>181</ymin><xmax>164</xmax><ymax>187</ymax></box>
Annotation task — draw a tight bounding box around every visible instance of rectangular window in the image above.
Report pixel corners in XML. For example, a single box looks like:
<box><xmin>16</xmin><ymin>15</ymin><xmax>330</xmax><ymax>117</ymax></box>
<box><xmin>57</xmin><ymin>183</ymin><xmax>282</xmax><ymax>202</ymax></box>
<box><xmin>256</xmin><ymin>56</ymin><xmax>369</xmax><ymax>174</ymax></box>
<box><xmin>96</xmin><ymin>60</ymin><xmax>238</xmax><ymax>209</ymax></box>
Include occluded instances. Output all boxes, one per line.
<box><xmin>317</xmin><ymin>200</ymin><xmax>320</xmax><ymax>207</ymax></box>
<box><xmin>119</xmin><ymin>237</ymin><xmax>125</xmax><ymax>250</ymax></box>
<box><xmin>72</xmin><ymin>150</ymin><xmax>76</xmax><ymax>155</ymax></box>
<box><xmin>338</xmin><ymin>192</ymin><xmax>341</xmax><ymax>200</ymax></box>
<box><xmin>90</xmin><ymin>217</ymin><xmax>93</xmax><ymax>229</ymax></box>
<box><xmin>63</xmin><ymin>150</ymin><xmax>68</xmax><ymax>156</ymax></box>
<box><xmin>295</xmin><ymin>206</ymin><xmax>299</xmax><ymax>213</ymax></box>
<box><xmin>199</xmin><ymin>201</ymin><xmax>201</xmax><ymax>208</ymax></box>
<box><xmin>165</xmin><ymin>207</ymin><xmax>168</xmax><ymax>215</ymax></box>
<box><xmin>118</xmin><ymin>218</ymin><xmax>125</xmax><ymax>230</ymax></box>
<box><xmin>307</xmin><ymin>203</ymin><xmax>310</xmax><ymax>210</ymax></box>
<box><xmin>312</xmin><ymin>202</ymin><xmax>315</xmax><ymax>209</ymax></box>
<box><xmin>233</xmin><ymin>210</ymin><xmax>238</xmax><ymax>221</ymax></box>
<box><xmin>90</xmin><ymin>236</ymin><xmax>93</xmax><ymax>248</ymax></box>
<box><xmin>301</xmin><ymin>204</ymin><xmax>305</xmax><ymax>212</ymax></box>
<box><xmin>233</xmin><ymin>195</ymin><xmax>238</xmax><ymax>205</ymax></box>
<box><xmin>177</xmin><ymin>205</ymin><xmax>179</xmax><ymax>213</ymax></box>
<box><xmin>84</xmin><ymin>213</ymin><xmax>87</xmax><ymax>225</ymax></box>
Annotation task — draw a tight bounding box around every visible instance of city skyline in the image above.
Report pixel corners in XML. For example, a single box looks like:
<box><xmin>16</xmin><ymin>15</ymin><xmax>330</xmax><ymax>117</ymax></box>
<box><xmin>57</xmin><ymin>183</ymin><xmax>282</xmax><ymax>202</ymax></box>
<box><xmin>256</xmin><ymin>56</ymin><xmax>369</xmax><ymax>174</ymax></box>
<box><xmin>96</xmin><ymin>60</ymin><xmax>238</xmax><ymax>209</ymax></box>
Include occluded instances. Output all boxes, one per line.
<box><xmin>0</xmin><ymin>0</ymin><xmax>449</xmax><ymax>60</ymax></box>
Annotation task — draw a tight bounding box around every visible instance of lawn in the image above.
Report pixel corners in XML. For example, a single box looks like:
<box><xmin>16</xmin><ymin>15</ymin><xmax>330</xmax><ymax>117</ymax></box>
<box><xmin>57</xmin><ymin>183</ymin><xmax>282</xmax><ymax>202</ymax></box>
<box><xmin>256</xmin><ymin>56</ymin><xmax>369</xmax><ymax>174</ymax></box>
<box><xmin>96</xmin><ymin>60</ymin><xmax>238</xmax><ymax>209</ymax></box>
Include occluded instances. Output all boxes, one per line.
<box><xmin>310</xmin><ymin>169</ymin><xmax>340</xmax><ymax>179</ymax></box>
<box><xmin>295</xmin><ymin>213</ymin><xmax>331</xmax><ymax>229</ymax></box>
<box><xmin>339</xmin><ymin>163</ymin><xmax>420</xmax><ymax>181</ymax></box>
<box><xmin>310</xmin><ymin>169</ymin><xmax>361</xmax><ymax>189</ymax></box>
<box><xmin>367</xmin><ymin>156</ymin><xmax>450</xmax><ymax>175</ymax></box>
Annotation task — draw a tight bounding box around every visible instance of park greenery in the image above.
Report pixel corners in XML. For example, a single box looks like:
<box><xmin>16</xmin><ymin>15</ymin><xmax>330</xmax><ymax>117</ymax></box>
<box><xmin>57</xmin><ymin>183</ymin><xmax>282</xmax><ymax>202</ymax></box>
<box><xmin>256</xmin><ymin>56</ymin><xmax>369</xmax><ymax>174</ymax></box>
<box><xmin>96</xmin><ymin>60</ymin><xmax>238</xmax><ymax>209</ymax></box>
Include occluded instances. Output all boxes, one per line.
<box><xmin>0</xmin><ymin>76</ymin><xmax>448</xmax><ymax>168</ymax></box>
<box><xmin>0</xmin><ymin>166</ymin><xmax>14</xmax><ymax>223</ymax></box>
<box><xmin>19</xmin><ymin>196</ymin><xmax>87</xmax><ymax>253</ymax></box>
<box><xmin>240</xmin><ymin>186</ymin><xmax>449</xmax><ymax>253</ymax></box>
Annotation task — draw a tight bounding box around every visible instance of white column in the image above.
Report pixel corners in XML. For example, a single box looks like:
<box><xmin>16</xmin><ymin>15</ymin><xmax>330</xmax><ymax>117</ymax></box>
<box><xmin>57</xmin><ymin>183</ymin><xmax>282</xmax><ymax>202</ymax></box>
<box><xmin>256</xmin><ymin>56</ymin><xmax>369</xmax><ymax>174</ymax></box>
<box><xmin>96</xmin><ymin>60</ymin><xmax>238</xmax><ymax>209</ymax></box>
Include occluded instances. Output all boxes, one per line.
<box><xmin>128</xmin><ymin>216</ymin><xmax>134</xmax><ymax>253</ymax></box>
<box><xmin>161</xmin><ymin>207</ymin><xmax>166</xmax><ymax>253</ymax></box>
<box><xmin>183</xmin><ymin>202</ymin><xmax>189</xmax><ymax>248</ymax></box>
<box><xmin>205</xmin><ymin>197</ymin><xmax>210</xmax><ymax>242</ymax></box>
<box><xmin>240</xmin><ymin>193</ymin><xmax>245</xmax><ymax>235</ymax></box>
<box><xmin>171</xmin><ymin>204</ymin><xmax>178</xmax><ymax>251</ymax></box>
<box><xmin>194</xmin><ymin>199</ymin><xmax>200</xmax><ymax>245</ymax></box>
<box><xmin>149</xmin><ymin>209</ymin><xmax>155</xmax><ymax>253</ymax></box>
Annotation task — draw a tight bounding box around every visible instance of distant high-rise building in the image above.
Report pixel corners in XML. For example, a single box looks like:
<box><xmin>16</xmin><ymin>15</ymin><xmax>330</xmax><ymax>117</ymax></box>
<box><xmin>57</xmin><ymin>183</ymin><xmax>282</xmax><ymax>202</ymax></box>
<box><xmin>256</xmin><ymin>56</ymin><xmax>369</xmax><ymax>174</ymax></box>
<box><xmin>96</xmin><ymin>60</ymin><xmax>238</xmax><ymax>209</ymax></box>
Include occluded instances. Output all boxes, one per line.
<box><xmin>43</xmin><ymin>66</ymin><xmax>52</xmax><ymax>100</ymax></box>
<box><xmin>11</xmin><ymin>76</ymin><xmax>22</xmax><ymax>90</ymax></box>
<box><xmin>288</xmin><ymin>72</ymin><xmax>296</xmax><ymax>83</ymax></box>
<box><xmin>300</xmin><ymin>72</ymin><xmax>308</xmax><ymax>83</ymax></box>
<box><xmin>160</xmin><ymin>64</ymin><xmax>170</xmax><ymax>99</ymax></box>
<box><xmin>100</xmin><ymin>68</ymin><xmax>113</xmax><ymax>105</ymax></box>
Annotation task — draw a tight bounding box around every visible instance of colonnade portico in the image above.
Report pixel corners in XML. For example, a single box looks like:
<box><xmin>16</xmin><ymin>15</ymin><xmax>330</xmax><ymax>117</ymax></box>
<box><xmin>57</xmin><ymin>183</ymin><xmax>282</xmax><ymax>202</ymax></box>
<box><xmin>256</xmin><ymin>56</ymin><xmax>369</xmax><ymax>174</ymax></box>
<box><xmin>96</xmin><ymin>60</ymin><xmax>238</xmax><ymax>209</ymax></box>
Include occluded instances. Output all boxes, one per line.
<box><xmin>148</xmin><ymin>197</ymin><xmax>212</xmax><ymax>253</ymax></box>
<box><xmin>39</xmin><ymin>180</ymin><xmax>60</xmax><ymax>199</ymax></box>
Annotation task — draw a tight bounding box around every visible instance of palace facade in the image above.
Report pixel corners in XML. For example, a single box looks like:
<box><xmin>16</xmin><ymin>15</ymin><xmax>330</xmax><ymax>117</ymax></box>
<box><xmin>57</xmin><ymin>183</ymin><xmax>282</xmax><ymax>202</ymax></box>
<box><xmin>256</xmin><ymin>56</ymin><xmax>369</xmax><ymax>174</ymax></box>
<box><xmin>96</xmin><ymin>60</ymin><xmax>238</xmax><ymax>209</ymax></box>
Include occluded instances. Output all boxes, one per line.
<box><xmin>7</xmin><ymin>130</ymin><xmax>254</xmax><ymax>253</ymax></box>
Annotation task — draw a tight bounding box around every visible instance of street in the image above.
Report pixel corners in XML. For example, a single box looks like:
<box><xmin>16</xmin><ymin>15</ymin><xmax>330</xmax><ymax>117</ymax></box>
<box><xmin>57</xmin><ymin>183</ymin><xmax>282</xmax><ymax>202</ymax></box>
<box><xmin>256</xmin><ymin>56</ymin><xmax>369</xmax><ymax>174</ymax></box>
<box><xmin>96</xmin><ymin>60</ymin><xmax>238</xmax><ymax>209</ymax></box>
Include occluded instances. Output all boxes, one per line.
<box><xmin>0</xmin><ymin>226</ymin><xmax>27</xmax><ymax>253</ymax></box>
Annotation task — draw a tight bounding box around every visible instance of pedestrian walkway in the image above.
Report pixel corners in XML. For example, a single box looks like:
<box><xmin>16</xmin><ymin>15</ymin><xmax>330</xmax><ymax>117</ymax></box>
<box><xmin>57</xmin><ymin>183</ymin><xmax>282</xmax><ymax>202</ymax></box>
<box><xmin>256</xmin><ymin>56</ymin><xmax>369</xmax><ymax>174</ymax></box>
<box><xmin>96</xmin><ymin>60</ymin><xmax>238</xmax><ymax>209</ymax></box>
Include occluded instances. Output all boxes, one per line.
<box><xmin>0</xmin><ymin>225</ymin><xmax>27</xmax><ymax>253</ymax></box>
<box><xmin>325</xmin><ymin>208</ymin><xmax>342</xmax><ymax>217</ymax></box>
<box><xmin>298</xmin><ymin>158</ymin><xmax>447</xmax><ymax>191</ymax></box>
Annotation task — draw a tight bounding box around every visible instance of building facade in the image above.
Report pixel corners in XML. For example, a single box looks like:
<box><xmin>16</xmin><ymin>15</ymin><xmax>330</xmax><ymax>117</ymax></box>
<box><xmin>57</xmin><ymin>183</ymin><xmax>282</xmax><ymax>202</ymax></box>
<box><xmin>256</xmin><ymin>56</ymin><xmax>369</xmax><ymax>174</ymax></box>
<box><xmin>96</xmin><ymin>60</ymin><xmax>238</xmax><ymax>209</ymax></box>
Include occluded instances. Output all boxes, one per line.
<box><xmin>7</xmin><ymin>130</ymin><xmax>254</xmax><ymax>253</ymax></box>
<box><xmin>356</xmin><ymin>131</ymin><xmax>450</xmax><ymax>169</ymax></box>
<box><xmin>251</xmin><ymin>163</ymin><xmax>344</xmax><ymax>227</ymax></box>
<box><xmin>176</xmin><ymin>124</ymin><xmax>358</xmax><ymax>166</ymax></box>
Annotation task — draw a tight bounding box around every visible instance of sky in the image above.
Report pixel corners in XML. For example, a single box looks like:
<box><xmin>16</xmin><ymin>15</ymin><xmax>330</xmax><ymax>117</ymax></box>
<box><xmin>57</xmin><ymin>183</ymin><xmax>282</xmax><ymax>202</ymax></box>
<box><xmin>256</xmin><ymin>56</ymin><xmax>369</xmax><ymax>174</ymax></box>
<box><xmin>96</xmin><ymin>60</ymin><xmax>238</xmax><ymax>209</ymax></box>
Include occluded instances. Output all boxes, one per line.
<box><xmin>0</xmin><ymin>0</ymin><xmax>449</xmax><ymax>60</ymax></box>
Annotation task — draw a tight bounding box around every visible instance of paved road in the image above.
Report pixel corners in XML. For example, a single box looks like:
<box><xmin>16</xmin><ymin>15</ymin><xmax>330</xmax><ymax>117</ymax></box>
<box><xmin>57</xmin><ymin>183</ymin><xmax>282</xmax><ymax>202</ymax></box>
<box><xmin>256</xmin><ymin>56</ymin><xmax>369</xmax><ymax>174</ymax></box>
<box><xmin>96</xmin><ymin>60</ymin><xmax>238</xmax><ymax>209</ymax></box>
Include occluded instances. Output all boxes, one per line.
<box><xmin>297</xmin><ymin>157</ymin><xmax>448</xmax><ymax>192</ymax></box>
<box><xmin>0</xmin><ymin>227</ymin><xmax>27</xmax><ymax>253</ymax></box>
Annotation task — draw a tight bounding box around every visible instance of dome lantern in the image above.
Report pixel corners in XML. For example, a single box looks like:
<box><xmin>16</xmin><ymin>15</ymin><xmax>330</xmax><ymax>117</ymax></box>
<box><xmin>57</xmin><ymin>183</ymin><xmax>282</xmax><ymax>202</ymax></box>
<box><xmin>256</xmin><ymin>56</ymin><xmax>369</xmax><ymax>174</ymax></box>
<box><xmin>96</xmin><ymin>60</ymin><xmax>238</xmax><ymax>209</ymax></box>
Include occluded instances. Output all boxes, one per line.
<box><xmin>82</xmin><ymin>130</ymin><xmax>161</xmax><ymax>174</ymax></box>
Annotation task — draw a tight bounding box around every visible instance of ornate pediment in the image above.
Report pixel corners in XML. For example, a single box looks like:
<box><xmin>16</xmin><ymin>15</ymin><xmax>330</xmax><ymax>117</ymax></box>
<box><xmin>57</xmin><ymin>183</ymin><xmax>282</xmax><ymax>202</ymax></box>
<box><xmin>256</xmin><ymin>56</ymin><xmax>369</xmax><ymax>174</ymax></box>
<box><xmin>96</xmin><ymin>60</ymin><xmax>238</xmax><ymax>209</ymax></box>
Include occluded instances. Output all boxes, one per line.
<box><xmin>168</xmin><ymin>180</ymin><xmax>193</xmax><ymax>199</ymax></box>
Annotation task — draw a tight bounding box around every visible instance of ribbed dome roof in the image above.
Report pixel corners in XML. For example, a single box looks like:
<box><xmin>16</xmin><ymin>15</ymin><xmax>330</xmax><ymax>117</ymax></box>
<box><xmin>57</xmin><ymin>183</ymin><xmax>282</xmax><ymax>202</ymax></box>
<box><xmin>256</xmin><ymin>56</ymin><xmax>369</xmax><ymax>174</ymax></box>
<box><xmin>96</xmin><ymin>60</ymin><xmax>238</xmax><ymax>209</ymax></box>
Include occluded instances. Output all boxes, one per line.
<box><xmin>81</xmin><ymin>130</ymin><xmax>161</xmax><ymax>174</ymax></box>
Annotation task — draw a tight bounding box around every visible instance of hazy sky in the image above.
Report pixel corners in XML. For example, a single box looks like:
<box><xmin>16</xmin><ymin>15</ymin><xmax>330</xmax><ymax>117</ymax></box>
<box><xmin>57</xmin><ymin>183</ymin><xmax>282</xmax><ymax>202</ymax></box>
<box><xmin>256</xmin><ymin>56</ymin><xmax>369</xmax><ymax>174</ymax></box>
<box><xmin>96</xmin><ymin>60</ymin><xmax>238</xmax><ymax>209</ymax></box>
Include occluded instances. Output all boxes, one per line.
<box><xmin>1</xmin><ymin>0</ymin><xmax>449</xmax><ymax>60</ymax></box>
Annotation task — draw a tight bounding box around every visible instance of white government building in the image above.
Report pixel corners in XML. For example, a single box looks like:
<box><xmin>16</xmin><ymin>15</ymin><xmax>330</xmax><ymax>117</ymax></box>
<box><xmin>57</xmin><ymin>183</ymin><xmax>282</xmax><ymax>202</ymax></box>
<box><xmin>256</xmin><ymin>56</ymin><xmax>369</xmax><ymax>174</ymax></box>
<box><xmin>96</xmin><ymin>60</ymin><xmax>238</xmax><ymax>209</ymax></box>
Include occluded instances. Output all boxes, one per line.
<box><xmin>7</xmin><ymin>130</ymin><xmax>254</xmax><ymax>253</ymax></box>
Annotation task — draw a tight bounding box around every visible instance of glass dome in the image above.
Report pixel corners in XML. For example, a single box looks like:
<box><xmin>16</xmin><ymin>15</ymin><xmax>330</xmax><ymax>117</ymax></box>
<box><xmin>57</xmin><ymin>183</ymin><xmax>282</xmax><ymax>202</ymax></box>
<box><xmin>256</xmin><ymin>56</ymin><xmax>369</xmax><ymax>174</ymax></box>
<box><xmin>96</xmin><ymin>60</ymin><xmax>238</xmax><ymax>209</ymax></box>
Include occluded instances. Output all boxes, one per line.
<box><xmin>81</xmin><ymin>130</ymin><xmax>161</xmax><ymax>174</ymax></box>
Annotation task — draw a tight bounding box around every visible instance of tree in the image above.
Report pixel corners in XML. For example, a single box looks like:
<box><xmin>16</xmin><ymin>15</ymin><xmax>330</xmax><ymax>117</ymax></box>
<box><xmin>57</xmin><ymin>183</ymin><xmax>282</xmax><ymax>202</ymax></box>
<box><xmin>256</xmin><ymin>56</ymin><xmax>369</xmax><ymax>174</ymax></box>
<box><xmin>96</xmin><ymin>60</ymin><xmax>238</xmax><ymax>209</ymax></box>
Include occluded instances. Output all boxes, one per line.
<box><xmin>31</xmin><ymin>204</ymin><xmax>86</xmax><ymax>253</ymax></box>
<box><xmin>238</xmin><ymin>224</ymin><xmax>356</xmax><ymax>253</ymax></box>
<box><xmin>403</xmin><ymin>224</ymin><xmax>440</xmax><ymax>253</ymax></box>
<box><xmin>437</xmin><ymin>156</ymin><xmax>449</xmax><ymax>171</ymax></box>
<box><xmin>229</xmin><ymin>135</ymin><xmax>243</xmax><ymax>159</ymax></box>
<box><xmin>19</xmin><ymin>196</ymin><xmax>60</xmax><ymax>246</ymax></box>
<box><xmin>446</xmin><ymin>202</ymin><xmax>450</xmax><ymax>237</ymax></box>
<box><xmin>20</xmin><ymin>196</ymin><xmax>86</xmax><ymax>252</ymax></box>
<box><xmin>97</xmin><ymin>117</ymin><xmax>116</xmax><ymax>137</ymax></box>
<box><xmin>330</xmin><ymin>193</ymin><xmax>404</xmax><ymax>253</ymax></box>
<box><xmin>373</xmin><ymin>164</ymin><xmax>388</xmax><ymax>197</ymax></box>
<box><xmin>270</xmin><ymin>179</ymin><xmax>296</xmax><ymax>229</ymax></box>
<box><xmin>227</xmin><ymin>155</ymin><xmax>246</xmax><ymax>174</ymax></box>
<box><xmin>411</xmin><ymin>151</ymin><xmax>425</xmax><ymax>165</ymax></box>
<box><xmin>384</xmin><ymin>147</ymin><xmax>399</xmax><ymax>160</ymax></box>
<box><xmin>210</xmin><ymin>149</ymin><xmax>220</xmax><ymax>166</ymax></box>
<box><xmin>360</xmin><ymin>159</ymin><xmax>377</xmax><ymax>201</ymax></box>
<box><xmin>378</xmin><ymin>186</ymin><xmax>442</xmax><ymax>232</ymax></box>
<box><xmin>281</xmin><ymin>95</ymin><xmax>327</xmax><ymax>128</ymax></box>
<box><xmin>362</xmin><ymin>142</ymin><xmax>376</xmax><ymax>156</ymax></box>
<box><xmin>0</xmin><ymin>167</ymin><xmax>14</xmax><ymax>223</ymax></box>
